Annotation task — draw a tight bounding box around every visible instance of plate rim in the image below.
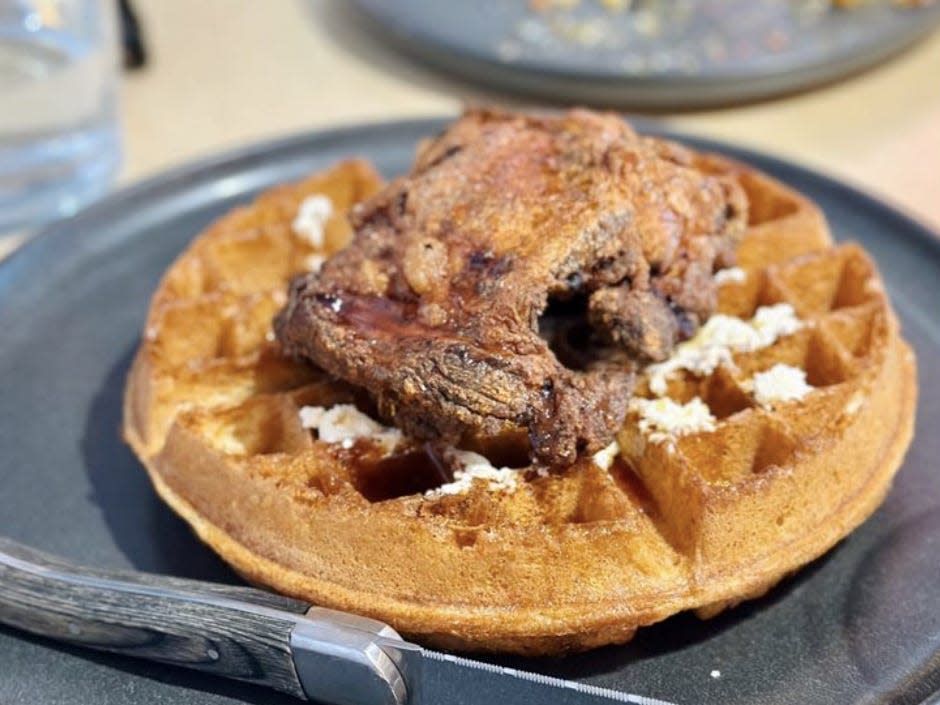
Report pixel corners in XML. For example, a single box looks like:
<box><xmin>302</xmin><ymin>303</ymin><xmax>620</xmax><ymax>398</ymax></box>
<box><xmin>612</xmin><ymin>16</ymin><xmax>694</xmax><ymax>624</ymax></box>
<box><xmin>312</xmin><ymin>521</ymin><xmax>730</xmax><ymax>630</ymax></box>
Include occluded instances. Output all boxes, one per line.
<box><xmin>346</xmin><ymin>1</ymin><xmax>940</xmax><ymax>107</ymax></box>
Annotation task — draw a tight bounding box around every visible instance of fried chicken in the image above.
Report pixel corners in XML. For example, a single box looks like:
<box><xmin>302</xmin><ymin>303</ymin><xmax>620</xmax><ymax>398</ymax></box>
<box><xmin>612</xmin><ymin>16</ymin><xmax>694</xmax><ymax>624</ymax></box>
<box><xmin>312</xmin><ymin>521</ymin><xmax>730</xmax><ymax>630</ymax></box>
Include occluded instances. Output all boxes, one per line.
<box><xmin>275</xmin><ymin>109</ymin><xmax>748</xmax><ymax>465</ymax></box>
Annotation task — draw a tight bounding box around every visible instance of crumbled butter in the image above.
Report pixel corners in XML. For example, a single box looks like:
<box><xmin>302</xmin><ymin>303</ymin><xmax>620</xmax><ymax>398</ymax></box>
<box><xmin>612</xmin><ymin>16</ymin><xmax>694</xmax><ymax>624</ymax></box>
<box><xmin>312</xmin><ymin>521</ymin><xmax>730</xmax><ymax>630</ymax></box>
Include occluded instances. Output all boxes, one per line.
<box><xmin>428</xmin><ymin>449</ymin><xmax>519</xmax><ymax>497</ymax></box>
<box><xmin>592</xmin><ymin>441</ymin><xmax>620</xmax><ymax>470</ymax></box>
<box><xmin>299</xmin><ymin>403</ymin><xmax>401</xmax><ymax>454</ymax></box>
<box><xmin>713</xmin><ymin>267</ymin><xmax>746</xmax><ymax>285</ymax></box>
<box><xmin>630</xmin><ymin>397</ymin><xmax>716</xmax><ymax>445</ymax></box>
<box><xmin>749</xmin><ymin>364</ymin><xmax>813</xmax><ymax>409</ymax></box>
<box><xmin>304</xmin><ymin>253</ymin><xmax>326</xmax><ymax>273</ymax></box>
<box><xmin>751</xmin><ymin>304</ymin><xmax>803</xmax><ymax>346</ymax></box>
<box><xmin>646</xmin><ymin>304</ymin><xmax>802</xmax><ymax>396</ymax></box>
<box><xmin>292</xmin><ymin>194</ymin><xmax>333</xmax><ymax>248</ymax></box>
<box><xmin>215</xmin><ymin>436</ymin><xmax>247</xmax><ymax>455</ymax></box>
<box><xmin>844</xmin><ymin>392</ymin><xmax>865</xmax><ymax>416</ymax></box>
<box><xmin>864</xmin><ymin>277</ymin><xmax>884</xmax><ymax>295</ymax></box>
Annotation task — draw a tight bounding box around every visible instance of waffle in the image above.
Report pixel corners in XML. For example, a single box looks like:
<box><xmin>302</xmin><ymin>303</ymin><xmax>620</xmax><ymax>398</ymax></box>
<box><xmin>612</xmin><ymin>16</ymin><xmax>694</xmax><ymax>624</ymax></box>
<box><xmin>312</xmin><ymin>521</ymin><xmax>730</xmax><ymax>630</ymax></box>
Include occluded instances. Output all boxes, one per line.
<box><xmin>123</xmin><ymin>152</ymin><xmax>916</xmax><ymax>655</ymax></box>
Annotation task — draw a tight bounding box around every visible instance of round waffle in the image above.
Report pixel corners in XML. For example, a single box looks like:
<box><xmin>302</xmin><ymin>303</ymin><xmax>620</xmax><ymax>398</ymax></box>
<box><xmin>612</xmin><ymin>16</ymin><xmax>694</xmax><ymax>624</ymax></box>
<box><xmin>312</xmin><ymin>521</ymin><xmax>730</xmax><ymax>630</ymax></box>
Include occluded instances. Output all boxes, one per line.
<box><xmin>123</xmin><ymin>152</ymin><xmax>916</xmax><ymax>655</ymax></box>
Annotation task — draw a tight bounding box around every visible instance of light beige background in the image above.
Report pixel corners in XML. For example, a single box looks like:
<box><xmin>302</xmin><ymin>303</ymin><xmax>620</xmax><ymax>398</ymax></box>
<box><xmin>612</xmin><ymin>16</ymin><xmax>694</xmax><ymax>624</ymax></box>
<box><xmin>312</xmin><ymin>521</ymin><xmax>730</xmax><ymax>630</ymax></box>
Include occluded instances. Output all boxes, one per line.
<box><xmin>3</xmin><ymin>0</ymin><xmax>939</xmax><ymax>257</ymax></box>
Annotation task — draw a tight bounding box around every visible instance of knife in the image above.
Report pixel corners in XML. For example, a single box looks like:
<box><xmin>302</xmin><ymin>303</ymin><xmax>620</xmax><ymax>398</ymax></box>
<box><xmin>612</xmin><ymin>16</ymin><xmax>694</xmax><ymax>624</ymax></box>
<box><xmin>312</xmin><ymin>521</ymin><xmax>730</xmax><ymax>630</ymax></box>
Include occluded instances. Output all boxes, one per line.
<box><xmin>0</xmin><ymin>537</ymin><xmax>676</xmax><ymax>705</ymax></box>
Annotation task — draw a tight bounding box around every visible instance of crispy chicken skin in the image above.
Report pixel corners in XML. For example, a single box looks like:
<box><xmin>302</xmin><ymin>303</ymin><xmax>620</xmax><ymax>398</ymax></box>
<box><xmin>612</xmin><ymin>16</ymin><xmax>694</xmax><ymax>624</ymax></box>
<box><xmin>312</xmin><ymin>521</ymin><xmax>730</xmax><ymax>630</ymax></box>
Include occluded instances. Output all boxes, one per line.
<box><xmin>276</xmin><ymin>109</ymin><xmax>748</xmax><ymax>464</ymax></box>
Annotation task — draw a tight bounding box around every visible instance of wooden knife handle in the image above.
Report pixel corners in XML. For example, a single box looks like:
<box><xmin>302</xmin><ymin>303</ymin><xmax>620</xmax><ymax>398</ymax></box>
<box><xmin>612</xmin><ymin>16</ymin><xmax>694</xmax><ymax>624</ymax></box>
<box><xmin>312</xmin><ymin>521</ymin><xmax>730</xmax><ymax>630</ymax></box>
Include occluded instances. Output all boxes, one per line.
<box><xmin>0</xmin><ymin>537</ymin><xmax>311</xmax><ymax>699</ymax></box>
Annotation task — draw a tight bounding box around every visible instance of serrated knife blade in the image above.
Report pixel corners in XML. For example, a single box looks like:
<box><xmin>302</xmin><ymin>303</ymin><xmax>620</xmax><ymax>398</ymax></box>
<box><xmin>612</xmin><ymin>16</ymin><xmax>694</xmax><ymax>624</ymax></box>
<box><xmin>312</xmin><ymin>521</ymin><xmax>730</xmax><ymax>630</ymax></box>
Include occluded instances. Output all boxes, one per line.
<box><xmin>406</xmin><ymin>647</ymin><xmax>678</xmax><ymax>705</ymax></box>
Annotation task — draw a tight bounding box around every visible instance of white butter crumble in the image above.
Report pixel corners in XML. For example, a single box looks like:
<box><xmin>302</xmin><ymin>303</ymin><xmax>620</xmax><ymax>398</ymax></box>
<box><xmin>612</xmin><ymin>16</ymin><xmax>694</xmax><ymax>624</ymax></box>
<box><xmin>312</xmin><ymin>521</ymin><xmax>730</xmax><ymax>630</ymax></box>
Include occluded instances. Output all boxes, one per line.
<box><xmin>630</xmin><ymin>397</ymin><xmax>716</xmax><ymax>446</ymax></box>
<box><xmin>751</xmin><ymin>304</ymin><xmax>803</xmax><ymax>345</ymax></box>
<box><xmin>748</xmin><ymin>364</ymin><xmax>813</xmax><ymax>409</ymax></box>
<box><xmin>304</xmin><ymin>253</ymin><xmax>326</xmax><ymax>273</ymax></box>
<box><xmin>592</xmin><ymin>441</ymin><xmax>620</xmax><ymax>470</ymax></box>
<box><xmin>713</xmin><ymin>267</ymin><xmax>746</xmax><ymax>285</ymax></box>
<box><xmin>292</xmin><ymin>194</ymin><xmax>333</xmax><ymax>248</ymax></box>
<box><xmin>428</xmin><ymin>449</ymin><xmax>520</xmax><ymax>497</ymax></box>
<box><xmin>425</xmin><ymin>448</ymin><xmax>520</xmax><ymax>497</ymax></box>
<box><xmin>215</xmin><ymin>436</ymin><xmax>247</xmax><ymax>455</ymax></box>
<box><xmin>299</xmin><ymin>404</ymin><xmax>401</xmax><ymax>454</ymax></box>
<box><xmin>646</xmin><ymin>303</ymin><xmax>802</xmax><ymax>396</ymax></box>
<box><xmin>844</xmin><ymin>392</ymin><xmax>865</xmax><ymax>416</ymax></box>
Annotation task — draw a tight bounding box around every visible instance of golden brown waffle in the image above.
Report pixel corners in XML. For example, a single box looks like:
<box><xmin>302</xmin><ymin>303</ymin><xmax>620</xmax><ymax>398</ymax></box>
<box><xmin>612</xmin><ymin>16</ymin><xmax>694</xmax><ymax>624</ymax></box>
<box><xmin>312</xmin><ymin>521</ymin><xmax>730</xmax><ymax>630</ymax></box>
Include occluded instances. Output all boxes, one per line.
<box><xmin>124</xmin><ymin>154</ymin><xmax>916</xmax><ymax>655</ymax></box>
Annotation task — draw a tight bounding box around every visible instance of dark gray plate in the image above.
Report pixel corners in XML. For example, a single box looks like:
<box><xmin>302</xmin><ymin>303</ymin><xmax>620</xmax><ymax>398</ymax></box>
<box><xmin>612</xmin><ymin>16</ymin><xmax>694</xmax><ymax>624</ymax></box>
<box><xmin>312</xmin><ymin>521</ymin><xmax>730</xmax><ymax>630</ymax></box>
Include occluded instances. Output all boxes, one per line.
<box><xmin>349</xmin><ymin>0</ymin><xmax>940</xmax><ymax>108</ymax></box>
<box><xmin>1</xmin><ymin>118</ymin><xmax>939</xmax><ymax>705</ymax></box>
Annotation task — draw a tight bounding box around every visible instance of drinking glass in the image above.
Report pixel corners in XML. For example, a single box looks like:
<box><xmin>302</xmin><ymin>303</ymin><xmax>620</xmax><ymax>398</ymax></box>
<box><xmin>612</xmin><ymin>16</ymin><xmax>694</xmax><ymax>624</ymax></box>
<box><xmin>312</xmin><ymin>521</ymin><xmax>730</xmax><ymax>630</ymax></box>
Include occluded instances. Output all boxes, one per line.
<box><xmin>0</xmin><ymin>0</ymin><xmax>121</xmax><ymax>234</ymax></box>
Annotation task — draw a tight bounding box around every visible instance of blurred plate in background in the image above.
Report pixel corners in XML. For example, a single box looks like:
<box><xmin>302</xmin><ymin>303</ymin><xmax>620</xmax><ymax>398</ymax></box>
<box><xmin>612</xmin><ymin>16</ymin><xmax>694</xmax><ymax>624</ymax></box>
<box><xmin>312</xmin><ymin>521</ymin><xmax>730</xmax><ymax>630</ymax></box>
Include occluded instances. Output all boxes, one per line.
<box><xmin>350</xmin><ymin>0</ymin><xmax>940</xmax><ymax>108</ymax></box>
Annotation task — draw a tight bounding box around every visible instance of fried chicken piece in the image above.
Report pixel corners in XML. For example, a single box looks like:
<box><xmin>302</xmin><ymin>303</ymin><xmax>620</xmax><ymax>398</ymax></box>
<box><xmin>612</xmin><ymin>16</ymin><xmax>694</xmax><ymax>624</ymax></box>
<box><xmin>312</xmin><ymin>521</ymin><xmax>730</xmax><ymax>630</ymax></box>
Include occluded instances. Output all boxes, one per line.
<box><xmin>276</xmin><ymin>109</ymin><xmax>748</xmax><ymax>465</ymax></box>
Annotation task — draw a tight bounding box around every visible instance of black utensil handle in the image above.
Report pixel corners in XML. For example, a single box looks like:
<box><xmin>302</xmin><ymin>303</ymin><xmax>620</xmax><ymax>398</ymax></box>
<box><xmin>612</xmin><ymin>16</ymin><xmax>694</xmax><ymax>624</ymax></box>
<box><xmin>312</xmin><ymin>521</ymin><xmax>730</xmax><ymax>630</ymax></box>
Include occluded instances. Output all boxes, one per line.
<box><xmin>0</xmin><ymin>538</ymin><xmax>310</xmax><ymax>699</ymax></box>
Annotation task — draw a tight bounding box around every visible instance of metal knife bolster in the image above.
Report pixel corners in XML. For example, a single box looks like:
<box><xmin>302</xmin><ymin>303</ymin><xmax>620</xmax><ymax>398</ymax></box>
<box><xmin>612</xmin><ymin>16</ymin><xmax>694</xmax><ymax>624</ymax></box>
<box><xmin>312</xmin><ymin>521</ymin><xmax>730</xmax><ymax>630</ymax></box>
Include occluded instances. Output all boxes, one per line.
<box><xmin>290</xmin><ymin>607</ymin><xmax>412</xmax><ymax>705</ymax></box>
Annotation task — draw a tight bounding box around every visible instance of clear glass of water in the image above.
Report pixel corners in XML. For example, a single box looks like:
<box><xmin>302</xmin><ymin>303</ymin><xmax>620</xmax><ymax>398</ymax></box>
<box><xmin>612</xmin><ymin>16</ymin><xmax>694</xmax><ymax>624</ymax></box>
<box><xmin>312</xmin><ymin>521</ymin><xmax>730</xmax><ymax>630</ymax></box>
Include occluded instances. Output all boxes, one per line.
<box><xmin>0</xmin><ymin>0</ymin><xmax>121</xmax><ymax>234</ymax></box>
